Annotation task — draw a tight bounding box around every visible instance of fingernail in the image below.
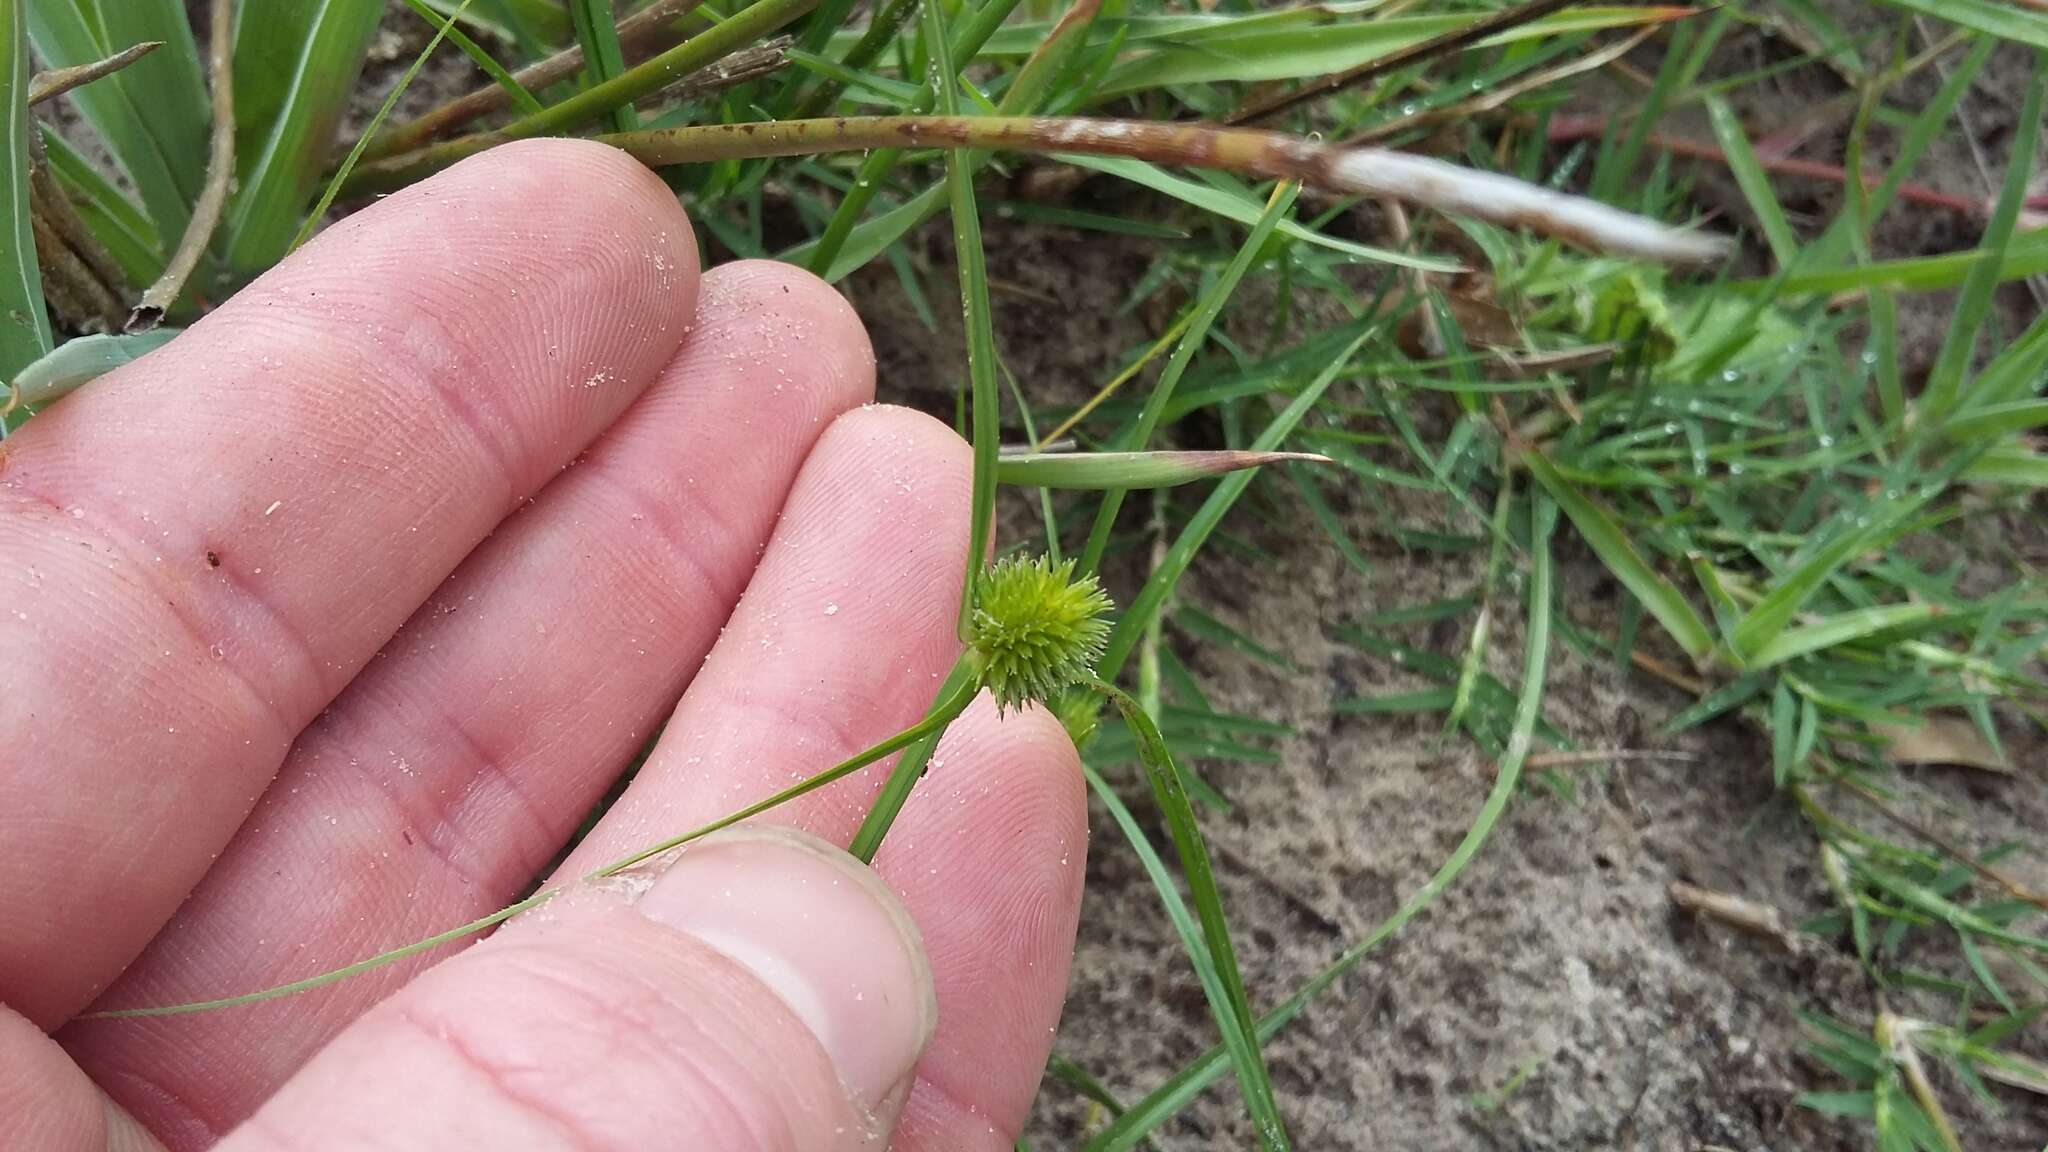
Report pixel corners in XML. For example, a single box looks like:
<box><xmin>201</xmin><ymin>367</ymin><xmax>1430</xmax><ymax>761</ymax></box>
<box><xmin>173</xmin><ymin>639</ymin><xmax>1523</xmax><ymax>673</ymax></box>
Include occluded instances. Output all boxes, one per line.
<box><xmin>634</xmin><ymin>826</ymin><xmax>936</xmax><ymax>1113</ymax></box>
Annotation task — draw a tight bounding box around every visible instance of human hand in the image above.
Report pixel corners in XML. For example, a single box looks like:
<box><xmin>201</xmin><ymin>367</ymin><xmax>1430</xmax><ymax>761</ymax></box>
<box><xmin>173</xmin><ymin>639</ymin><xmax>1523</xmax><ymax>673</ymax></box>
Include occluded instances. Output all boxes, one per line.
<box><xmin>0</xmin><ymin>141</ymin><xmax>1085</xmax><ymax>1151</ymax></box>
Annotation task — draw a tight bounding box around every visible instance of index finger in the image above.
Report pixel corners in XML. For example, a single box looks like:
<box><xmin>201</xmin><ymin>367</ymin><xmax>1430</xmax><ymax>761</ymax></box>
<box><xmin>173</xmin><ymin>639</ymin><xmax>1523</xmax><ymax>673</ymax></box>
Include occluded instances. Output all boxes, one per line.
<box><xmin>0</xmin><ymin>139</ymin><xmax>698</xmax><ymax>1027</ymax></box>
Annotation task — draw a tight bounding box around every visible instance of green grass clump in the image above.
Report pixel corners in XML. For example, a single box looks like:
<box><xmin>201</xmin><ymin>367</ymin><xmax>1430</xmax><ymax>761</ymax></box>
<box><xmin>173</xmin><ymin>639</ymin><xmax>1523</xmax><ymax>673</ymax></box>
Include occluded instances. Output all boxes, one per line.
<box><xmin>10</xmin><ymin>0</ymin><xmax>2048</xmax><ymax>1147</ymax></box>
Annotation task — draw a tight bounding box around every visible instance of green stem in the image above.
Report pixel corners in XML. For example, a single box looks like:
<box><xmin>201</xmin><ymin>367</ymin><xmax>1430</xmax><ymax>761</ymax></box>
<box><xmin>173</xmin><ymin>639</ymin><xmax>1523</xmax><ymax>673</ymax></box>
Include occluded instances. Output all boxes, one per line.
<box><xmin>84</xmin><ymin>674</ymin><xmax>984</xmax><ymax>1020</ymax></box>
<box><xmin>1091</xmin><ymin>678</ymin><xmax>1289</xmax><ymax>1150</ymax></box>
<box><xmin>585</xmin><ymin>671</ymin><xmax>982</xmax><ymax>878</ymax></box>
<box><xmin>367</xmin><ymin>0</ymin><xmax>818</xmax><ymax>176</ymax></box>
<box><xmin>846</xmin><ymin>648</ymin><xmax>984</xmax><ymax>863</ymax></box>
<box><xmin>1077</xmin><ymin>182</ymin><xmax>1298</xmax><ymax>577</ymax></box>
<box><xmin>1097</xmin><ymin>320</ymin><xmax>1374</xmax><ymax>681</ymax></box>
<box><xmin>802</xmin><ymin>0</ymin><xmax>1027</xmax><ymax>277</ymax></box>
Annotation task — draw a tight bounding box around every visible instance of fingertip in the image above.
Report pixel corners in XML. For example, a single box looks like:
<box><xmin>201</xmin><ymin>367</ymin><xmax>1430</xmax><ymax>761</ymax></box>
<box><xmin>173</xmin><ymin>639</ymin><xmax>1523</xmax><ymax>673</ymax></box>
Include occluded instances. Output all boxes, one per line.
<box><xmin>811</xmin><ymin>403</ymin><xmax>976</xmax><ymax>508</ymax></box>
<box><xmin>697</xmin><ymin>259</ymin><xmax>876</xmax><ymax>407</ymax></box>
<box><xmin>875</xmin><ymin>694</ymin><xmax>1088</xmax><ymax>1141</ymax></box>
<box><xmin>322</xmin><ymin>137</ymin><xmax>700</xmax><ymax>290</ymax></box>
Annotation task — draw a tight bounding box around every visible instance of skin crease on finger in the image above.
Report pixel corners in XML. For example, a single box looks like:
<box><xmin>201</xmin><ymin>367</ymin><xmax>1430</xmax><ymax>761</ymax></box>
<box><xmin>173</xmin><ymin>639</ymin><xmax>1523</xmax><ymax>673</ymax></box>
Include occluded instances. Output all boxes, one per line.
<box><xmin>60</xmin><ymin>261</ymin><xmax>880</xmax><ymax>1146</ymax></box>
<box><xmin>0</xmin><ymin>139</ymin><xmax>699</xmax><ymax>1028</ymax></box>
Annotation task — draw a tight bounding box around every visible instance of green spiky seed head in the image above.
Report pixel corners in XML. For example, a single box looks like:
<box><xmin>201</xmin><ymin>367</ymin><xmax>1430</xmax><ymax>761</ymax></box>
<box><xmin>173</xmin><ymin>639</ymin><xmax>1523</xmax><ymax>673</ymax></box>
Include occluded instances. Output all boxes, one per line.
<box><xmin>1049</xmin><ymin>685</ymin><xmax>1105</xmax><ymax>749</ymax></box>
<box><xmin>969</xmin><ymin>555</ymin><xmax>1114</xmax><ymax>713</ymax></box>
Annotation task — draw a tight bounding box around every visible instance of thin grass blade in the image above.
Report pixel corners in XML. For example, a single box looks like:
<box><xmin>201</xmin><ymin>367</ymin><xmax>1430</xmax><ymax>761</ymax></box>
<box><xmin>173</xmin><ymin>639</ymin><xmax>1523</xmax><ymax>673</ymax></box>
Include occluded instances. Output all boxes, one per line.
<box><xmin>1747</xmin><ymin>604</ymin><xmax>1945</xmax><ymax>669</ymax></box>
<box><xmin>999</xmin><ymin>449</ymin><xmax>1329</xmax><ymax>490</ymax></box>
<box><xmin>1078</xmin><ymin>182</ymin><xmax>1300</xmax><ymax>574</ymax></box>
<box><xmin>399</xmin><ymin>0</ymin><xmax>543</xmax><ymax>114</ymax></box>
<box><xmin>567</xmin><ymin>0</ymin><xmax>633</xmax><ymax>131</ymax></box>
<box><xmin>1919</xmin><ymin>51</ymin><xmax>2044</xmax><ymax>425</ymax></box>
<box><xmin>1098</xmin><ymin>321</ymin><xmax>1374</xmax><ymax>679</ymax></box>
<box><xmin>0</xmin><ymin>0</ymin><xmax>48</xmax><ymax>410</ymax></box>
<box><xmin>292</xmin><ymin>0</ymin><xmax>476</xmax><ymax>252</ymax></box>
<box><xmin>26</xmin><ymin>0</ymin><xmax>206</xmax><ymax>243</ymax></box>
<box><xmin>1086</xmin><ymin>495</ymin><xmax>1558</xmax><ymax>1150</ymax></box>
<box><xmin>1095</xmin><ymin>680</ymin><xmax>1290</xmax><ymax>1150</ymax></box>
<box><xmin>1521</xmin><ymin>449</ymin><xmax>1714</xmax><ymax>663</ymax></box>
<box><xmin>1704</xmin><ymin>95</ymin><xmax>1797</xmax><ymax>269</ymax></box>
<box><xmin>225</xmin><ymin>0</ymin><xmax>384</xmax><ymax>277</ymax></box>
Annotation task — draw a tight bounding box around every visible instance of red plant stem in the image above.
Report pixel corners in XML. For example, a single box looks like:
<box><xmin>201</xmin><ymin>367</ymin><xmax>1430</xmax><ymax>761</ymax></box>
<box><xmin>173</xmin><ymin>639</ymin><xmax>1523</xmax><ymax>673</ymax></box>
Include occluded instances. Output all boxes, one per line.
<box><xmin>1547</xmin><ymin>114</ymin><xmax>2048</xmax><ymax>220</ymax></box>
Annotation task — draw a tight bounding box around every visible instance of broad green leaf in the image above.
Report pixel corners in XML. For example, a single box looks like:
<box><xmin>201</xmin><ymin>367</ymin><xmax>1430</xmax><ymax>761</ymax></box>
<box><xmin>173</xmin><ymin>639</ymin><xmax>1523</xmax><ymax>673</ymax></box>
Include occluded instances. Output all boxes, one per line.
<box><xmin>10</xmin><ymin>328</ymin><xmax>178</xmax><ymax>407</ymax></box>
<box><xmin>1522</xmin><ymin>450</ymin><xmax>1714</xmax><ymax>663</ymax></box>
<box><xmin>226</xmin><ymin>0</ymin><xmax>383</xmax><ymax>277</ymax></box>
<box><xmin>997</xmin><ymin>449</ymin><xmax>1325</xmax><ymax>490</ymax></box>
<box><xmin>1747</xmin><ymin>604</ymin><xmax>1944</xmax><ymax>669</ymax></box>
<box><xmin>1858</xmin><ymin>0</ymin><xmax>2048</xmax><ymax>49</ymax></box>
<box><xmin>26</xmin><ymin>0</ymin><xmax>207</xmax><ymax>243</ymax></box>
<box><xmin>0</xmin><ymin>0</ymin><xmax>47</xmax><ymax>397</ymax></box>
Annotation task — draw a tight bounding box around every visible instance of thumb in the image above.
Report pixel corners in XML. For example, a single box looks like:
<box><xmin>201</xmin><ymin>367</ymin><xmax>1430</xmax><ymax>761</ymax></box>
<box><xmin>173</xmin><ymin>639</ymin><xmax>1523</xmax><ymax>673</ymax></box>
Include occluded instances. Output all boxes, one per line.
<box><xmin>221</xmin><ymin>827</ymin><xmax>937</xmax><ymax>1151</ymax></box>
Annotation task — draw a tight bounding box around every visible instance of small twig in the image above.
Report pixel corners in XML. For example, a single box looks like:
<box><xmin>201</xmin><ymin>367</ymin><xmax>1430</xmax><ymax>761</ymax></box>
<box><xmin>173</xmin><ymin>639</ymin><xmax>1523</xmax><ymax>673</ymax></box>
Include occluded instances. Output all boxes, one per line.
<box><xmin>665</xmin><ymin>37</ymin><xmax>791</xmax><ymax>100</ymax></box>
<box><xmin>30</xmin><ymin>209</ymin><xmax>122</xmax><ymax>330</ymax></box>
<box><xmin>1628</xmin><ymin>647</ymin><xmax>1710</xmax><ymax>696</ymax></box>
<box><xmin>1831</xmin><ymin>773</ymin><xmax>2048</xmax><ymax>912</ymax></box>
<box><xmin>27</xmin><ymin>41</ymin><xmax>160</xmax><ymax>106</ymax></box>
<box><xmin>1226</xmin><ymin>0</ymin><xmax>1593</xmax><ymax>125</ymax></box>
<box><xmin>1878</xmin><ymin>1013</ymin><xmax>1966</xmax><ymax>1152</ymax></box>
<box><xmin>1381</xmin><ymin>199</ymin><xmax>1444</xmax><ymax>356</ymax></box>
<box><xmin>128</xmin><ymin>0</ymin><xmax>233</xmax><ymax>332</ymax></box>
<box><xmin>1546</xmin><ymin>115</ymin><xmax>2048</xmax><ymax>223</ymax></box>
<box><xmin>25</xmin><ymin>132</ymin><xmax>128</xmax><ymax>303</ymax></box>
<box><xmin>1669</xmin><ymin>880</ymin><xmax>1805</xmax><ymax>952</ymax></box>
<box><xmin>1525</xmin><ymin>748</ymin><xmax>1700</xmax><ymax>769</ymax></box>
<box><xmin>368</xmin><ymin>0</ymin><xmax>707</xmax><ymax>158</ymax></box>
<box><xmin>1348</xmin><ymin>26</ymin><xmax>1659</xmax><ymax>146</ymax></box>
